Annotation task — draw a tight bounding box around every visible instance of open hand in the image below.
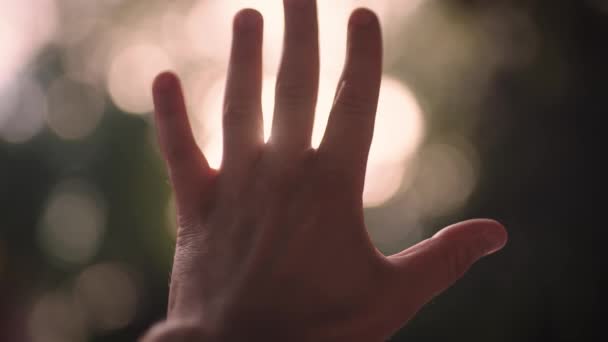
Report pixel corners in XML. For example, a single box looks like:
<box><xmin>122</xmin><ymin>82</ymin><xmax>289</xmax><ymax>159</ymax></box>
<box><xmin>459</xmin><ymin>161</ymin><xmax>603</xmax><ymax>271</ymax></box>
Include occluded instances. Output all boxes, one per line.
<box><xmin>143</xmin><ymin>1</ymin><xmax>507</xmax><ymax>341</ymax></box>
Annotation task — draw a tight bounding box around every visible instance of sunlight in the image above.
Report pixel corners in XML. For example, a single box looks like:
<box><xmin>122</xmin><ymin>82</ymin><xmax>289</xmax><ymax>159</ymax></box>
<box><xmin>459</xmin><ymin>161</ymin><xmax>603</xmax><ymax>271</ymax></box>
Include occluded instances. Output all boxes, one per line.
<box><xmin>198</xmin><ymin>74</ymin><xmax>425</xmax><ymax>207</ymax></box>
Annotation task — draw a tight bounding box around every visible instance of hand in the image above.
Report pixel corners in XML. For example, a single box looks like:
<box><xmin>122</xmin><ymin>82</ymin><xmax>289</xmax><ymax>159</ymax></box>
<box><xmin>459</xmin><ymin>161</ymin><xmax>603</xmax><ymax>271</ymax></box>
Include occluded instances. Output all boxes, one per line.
<box><xmin>142</xmin><ymin>1</ymin><xmax>508</xmax><ymax>341</ymax></box>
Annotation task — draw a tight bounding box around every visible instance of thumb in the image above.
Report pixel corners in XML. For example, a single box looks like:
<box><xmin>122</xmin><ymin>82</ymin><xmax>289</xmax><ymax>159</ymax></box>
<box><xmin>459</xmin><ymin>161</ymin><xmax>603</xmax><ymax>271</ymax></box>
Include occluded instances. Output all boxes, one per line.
<box><xmin>389</xmin><ymin>219</ymin><xmax>508</xmax><ymax>309</ymax></box>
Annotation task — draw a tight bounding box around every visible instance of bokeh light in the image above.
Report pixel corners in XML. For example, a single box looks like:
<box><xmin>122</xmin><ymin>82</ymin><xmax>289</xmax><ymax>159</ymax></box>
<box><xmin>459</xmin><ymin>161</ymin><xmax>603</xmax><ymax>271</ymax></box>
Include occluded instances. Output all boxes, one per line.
<box><xmin>46</xmin><ymin>77</ymin><xmax>105</xmax><ymax>140</ymax></box>
<box><xmin>408</xmin><ymin>141</ymin><xmax>479</xmax><ymax>217</ymax></box>
<box><xmin>61</xmin><ymin>31</ymin><xmax>114</xmax><ymax>86</ymax></box>
<box><xmin>52</xmin><ymin>1</ymin><xmax>114</xmax><ymax>47</ymax></box>
<box><xmin>370</xmin><ymin>77</ymin><xmax>425</xmax><ymax>164</ymax></box>
<box><xmin>0</xmin><ymin>77</ymin><xmax>47</xmax><ymax>144</ymax></box>
<box><xmin>27</xmin><ymin>290</ymin><xmax>87</xmax><ymax>342</ymax></box>
<box><xmin>184</xmin><ymin>0</ymin><xmax>424</xmax><ymax>78</ymax></box>
<box><xmin>74</xmin><ymin>262</ymin><xmax>139</xmax><ymax>332</ymax></box>
<box><xmin>185</xmin><ymin>0</ymin><xmax>285</xmax><ymax>71</ymax></box>
<box><xmin>107</xmin><ymin>43</ymin><xmax>173</xmax><ymax>114</ymax></box>
<box><xmin>363</xmin><ymin>162</ymin><xmax>407</xmax><ymax>208</ymax></box>
<box><xmin>0</xmin><ymin>0</ymin><xmax>57</xmax><ymax>93</ymax></box>
<box><xmin>3</xmin><ymin>0</ymin><xmax>579</xmax><ymax>340</ymax></box>
<box><xmin>37</xmin><ymin>179</ymin><xmax>106</xmax><ymax>266</ymax></box>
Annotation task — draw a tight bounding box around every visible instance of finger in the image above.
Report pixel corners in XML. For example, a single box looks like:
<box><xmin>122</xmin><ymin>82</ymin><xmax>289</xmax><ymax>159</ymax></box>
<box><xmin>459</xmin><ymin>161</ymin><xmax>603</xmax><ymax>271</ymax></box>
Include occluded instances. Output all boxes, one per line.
<box><xmin>222</xmin><ymin>9</ymin><xmax>264</xmax><ymax>171</ymax></box>
<box><xmin>153</xmin><ymin>72</ymin><xmax>210</xmax><ymax>209</ymax></box>
<box><xmin>388</xmin><ymin>219</ymin><xmax>508</xmax><ymax>311</ymax></box>
<box><xmin>317</xmin><ymin>8</ymin><xmax>382</xmax><ymax>192</ymax></box>
<box><xmin>270</xmin><ymin>0</ymin><xmax>320</xmax><ymax>153</ymax></box>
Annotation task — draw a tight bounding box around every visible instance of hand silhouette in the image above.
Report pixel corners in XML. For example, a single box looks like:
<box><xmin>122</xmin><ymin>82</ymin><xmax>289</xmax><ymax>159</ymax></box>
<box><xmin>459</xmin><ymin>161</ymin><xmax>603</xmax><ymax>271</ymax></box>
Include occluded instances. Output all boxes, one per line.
<box><xmin>143</xmin><ymin>1</ymin><xmax>507</xmax><ymax>341</ymax></box>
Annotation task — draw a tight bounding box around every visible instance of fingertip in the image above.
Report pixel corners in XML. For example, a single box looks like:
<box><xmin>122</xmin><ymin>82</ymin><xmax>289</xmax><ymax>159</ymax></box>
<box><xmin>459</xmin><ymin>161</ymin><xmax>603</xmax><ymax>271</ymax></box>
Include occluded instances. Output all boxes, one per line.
<box><xmin>234</xmin><ymin>8</ymin><xmax>263</xmax><ymax>31</ymax></box>
<box><xmin>346</xmin><ymin>8</ymin><xmax>382</xmax><ymax>63</ymax></box>
<box><xmin>349</xmin><ymin>8</ymin><xmax>379</xmax><ymax>28</ymax></box>
<box><xmin>433</xmin><ymin>218</ymin><xmax>508</xmax><ymax>255</ymax></box>
<box><xmin>153</xmin><ymin>71</ymin><xmax>180</xmax><ymax>95</ymax></box>
<box><xmin>481</xmin><ymin>220</ymin><xmax>508</xmax><ymax>255</ymax></box>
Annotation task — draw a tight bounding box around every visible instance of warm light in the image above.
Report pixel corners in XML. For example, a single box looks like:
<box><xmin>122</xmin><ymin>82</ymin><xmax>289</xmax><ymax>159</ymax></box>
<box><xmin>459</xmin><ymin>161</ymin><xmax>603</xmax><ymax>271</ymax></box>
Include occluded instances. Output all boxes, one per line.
<box><xmin>107</xmin><ymin>43</ymin><xmax>173</xmax><ymax>114</ymax></box>
<box><xmin>186</xmin><ymin>0</ymin><xmax>285</xmax><ymax>71</ymax></box>
<box><xmin>366</xmin><ymin>140</ymin><xmax>478</xmax><ymax>250</ymax></box>
<box><xmin>46</xmin><ymin>77</ymin><xmax>105</xmax><ymax>140</ymax></box>
<box><xmin>363</xmin><ymin>162</ymin><xmax>406</xmax><ymax>208</ymax></box>
<box><xmin>370</xmin><ymin>77</ymin><xmax>425</xmax><ymax>164</ymax></box>
<box><xmin>194</xmin><ymin>76</ymin><xmax>225</xmax><ymax>169</ymax></box>
<box><xmin>38</xmin><ymin>179</ymin><xmax>106</xmax><ymax>266</ymax></box>
<box><xmin>0</xmin><ymin>0</ymin><xmax>57</xmax><ymax>93</ymax></box>
<box><xmin>198</xmin><ymin>74</ymin><xmax>424</xmax><ymax>208</ymax></box>
<box><xmin>260</xmin><ymin>75</ymin><xmax>332</xmax><ymax>145</ymax></box>
<box><xmin>184</xmin><ymin>0</ymin><xmax>424</xmax><ymax>76</ymax></box>
<box><xmin>160</xmin><ymin>8</ymin><xmax>194</xmax><ymax>65</ymax></box>
<box><xmin>360</xmin><ymin>76</ymin><xmax>427</xmax><ymax>208</ymax></box>
<box><xmin>74</xmin><ymin>262</ymin><xmax>138</xmax><ymax>332</ymax></box>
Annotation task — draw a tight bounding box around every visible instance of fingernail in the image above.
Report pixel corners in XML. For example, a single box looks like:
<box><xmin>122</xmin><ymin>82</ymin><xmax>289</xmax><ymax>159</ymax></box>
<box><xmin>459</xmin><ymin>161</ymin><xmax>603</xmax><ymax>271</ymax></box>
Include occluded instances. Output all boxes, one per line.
<box><xmin>351</xmin><ymin>8</ymin><xmax>375</xmax><ymax>27</ymax></box>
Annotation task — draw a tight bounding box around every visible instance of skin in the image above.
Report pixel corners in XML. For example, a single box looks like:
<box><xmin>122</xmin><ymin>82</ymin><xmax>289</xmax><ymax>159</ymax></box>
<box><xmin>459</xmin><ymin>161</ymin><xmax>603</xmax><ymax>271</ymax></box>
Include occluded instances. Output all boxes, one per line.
<box><xmin>142</xmin><ymin>1</ymin><xmax>508</xmax><ymax>341</ymax></box>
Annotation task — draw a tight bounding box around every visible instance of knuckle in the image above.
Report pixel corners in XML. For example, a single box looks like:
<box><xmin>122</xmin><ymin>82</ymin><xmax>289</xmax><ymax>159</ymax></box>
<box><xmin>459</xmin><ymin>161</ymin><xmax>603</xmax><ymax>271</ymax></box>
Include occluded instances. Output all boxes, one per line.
<box><xmin>275</xmin><ymin>80</ymin><xmax>315</xmax><ymax>107</ymax></box>
<box><xmin>283</xmin><ymin>24</ymin><xmax>317</xmax><ymax>48</ymax></box>
<box><xmin>334</xmin><ymin>93</ymin><xmax>375</xmax><ymax>118</ymax></box>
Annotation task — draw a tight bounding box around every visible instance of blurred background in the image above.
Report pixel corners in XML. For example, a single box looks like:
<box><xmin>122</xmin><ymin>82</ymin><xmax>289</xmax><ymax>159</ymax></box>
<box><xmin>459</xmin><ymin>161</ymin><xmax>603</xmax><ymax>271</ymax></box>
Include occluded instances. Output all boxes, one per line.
<box><xmin>0</xmin><ymin>0</ymin><xmax>602</xmax><ymax>341</ymax></box>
